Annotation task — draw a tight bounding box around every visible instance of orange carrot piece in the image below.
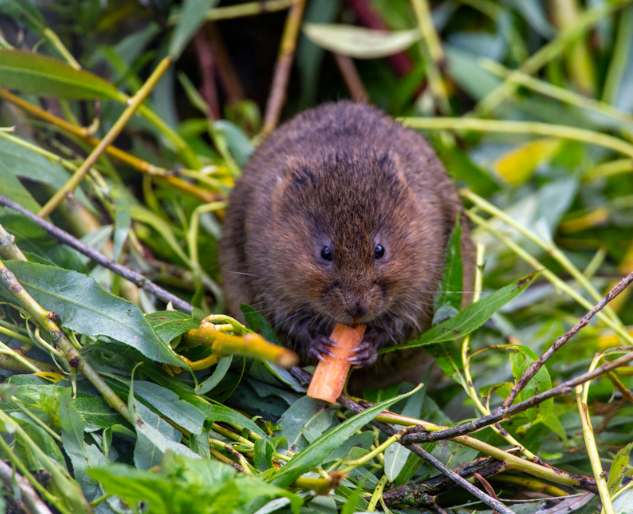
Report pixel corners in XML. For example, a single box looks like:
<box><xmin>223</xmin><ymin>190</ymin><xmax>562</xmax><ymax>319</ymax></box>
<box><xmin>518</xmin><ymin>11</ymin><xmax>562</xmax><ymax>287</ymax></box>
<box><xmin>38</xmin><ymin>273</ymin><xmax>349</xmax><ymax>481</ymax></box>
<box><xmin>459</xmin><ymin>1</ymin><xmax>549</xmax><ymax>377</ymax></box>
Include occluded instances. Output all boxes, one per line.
<box><xmin>307</xmin><ymin>323</ymin><xmax>366</xmax><ymax>403</ymax></box>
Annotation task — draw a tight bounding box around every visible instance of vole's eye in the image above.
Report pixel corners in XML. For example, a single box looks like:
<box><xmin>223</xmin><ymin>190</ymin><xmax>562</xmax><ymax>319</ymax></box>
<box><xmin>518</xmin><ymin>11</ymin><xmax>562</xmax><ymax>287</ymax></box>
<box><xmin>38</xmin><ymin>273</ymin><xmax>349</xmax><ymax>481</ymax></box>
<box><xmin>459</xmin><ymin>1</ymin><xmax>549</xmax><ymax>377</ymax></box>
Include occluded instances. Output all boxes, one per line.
<box><xmin>374</xmin><ymin>244</ymin><xmax>385</xmax><ymax>259</ymax></box>
<box><xmin>321</xmin><ymin>246</ymin><xmax>333</xmax><ymax>261</ymax></box>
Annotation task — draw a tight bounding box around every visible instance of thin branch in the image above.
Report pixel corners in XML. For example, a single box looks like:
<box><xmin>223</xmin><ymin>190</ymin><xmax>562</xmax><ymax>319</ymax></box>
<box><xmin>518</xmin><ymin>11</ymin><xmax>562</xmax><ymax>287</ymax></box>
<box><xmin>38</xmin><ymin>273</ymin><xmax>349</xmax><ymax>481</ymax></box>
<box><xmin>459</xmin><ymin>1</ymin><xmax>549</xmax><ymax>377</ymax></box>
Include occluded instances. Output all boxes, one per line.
<box><xmin>334</xmin><ymin>53</ymin><xmax>368</xmax><ymax>103</ymax></box>
<box><xmin>38</xmin><ymin>56</ymin><xmax>173</xmax><ymax>217</ymax></box>
<box><xmin>262</xmin><ymin>0</ymin><xmax>306</xmax><ymax>135</ymax></box>
<box><xmin>205</xmin><ymin>24</ymin><xmax>245</xmax><ymax>104</ymax></box>
<box><xmin>194</xmin><ymin>31</ymin><xmax>221</xmax><ymax>120</ymax></box>
<box><xmin>290</xmin><ymin>366</ymin><xmax>514</xmax><ymax>514</ymax></box>
<box><xmin>503</xmin><ymin>269</ymin><xmax>633</xmax><ymax>408</ymax></box>
<box><xmin>402</xmin><ymin>350</ymin><xmax>633</xmax><ymax>445</ymax></box>
<box><xmin>384</xmin><ymin>458</ymin><xmax>508</xmax><ymax>507</ymax></box>
<box><xmin>0</xmin><ymin>460</ymin><xmax>54</xmax><ymax>514</ymax></box>
<box><xmin>0</xmin><ymin>194</ymin><xmax>194</xmax><ymax>314</ymax></box>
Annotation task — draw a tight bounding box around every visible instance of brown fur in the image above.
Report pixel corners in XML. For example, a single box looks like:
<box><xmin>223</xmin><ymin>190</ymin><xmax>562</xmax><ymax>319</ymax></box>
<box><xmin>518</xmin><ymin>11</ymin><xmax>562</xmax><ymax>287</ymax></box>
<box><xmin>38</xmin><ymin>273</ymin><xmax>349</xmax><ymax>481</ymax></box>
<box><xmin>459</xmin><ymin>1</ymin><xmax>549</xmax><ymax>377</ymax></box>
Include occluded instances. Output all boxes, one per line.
<box><xmin>219</xmin><ymin>102</ymin><xmax>474</xmax><ymax>389</ymax></box>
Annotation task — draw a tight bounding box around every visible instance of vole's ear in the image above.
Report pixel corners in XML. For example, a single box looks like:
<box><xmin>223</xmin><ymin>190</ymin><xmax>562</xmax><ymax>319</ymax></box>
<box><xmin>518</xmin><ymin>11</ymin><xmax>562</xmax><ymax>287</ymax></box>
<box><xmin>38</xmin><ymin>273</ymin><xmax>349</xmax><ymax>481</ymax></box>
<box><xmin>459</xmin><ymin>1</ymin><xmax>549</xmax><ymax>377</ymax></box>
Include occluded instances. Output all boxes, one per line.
<box><xmin>378</xmin><ymin>150</ymin><xmax>407</xmax><ymax>186</ymax></box>
<box><xmin>273</xmin><ymin>158</ymin><xmax>315</xmax><ymax>203</ymax></box>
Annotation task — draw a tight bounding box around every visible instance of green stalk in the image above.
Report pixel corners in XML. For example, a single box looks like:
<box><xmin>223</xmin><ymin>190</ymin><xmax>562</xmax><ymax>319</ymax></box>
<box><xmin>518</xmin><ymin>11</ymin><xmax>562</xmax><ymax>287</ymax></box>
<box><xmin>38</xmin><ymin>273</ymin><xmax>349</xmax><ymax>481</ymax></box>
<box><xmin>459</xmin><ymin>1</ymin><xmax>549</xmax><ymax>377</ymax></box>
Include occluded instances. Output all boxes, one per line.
<box><xmin>472</xmin><ymin>0</ymin><xmax>632</xmax><ymax>116</ymax></box>
<box><xmin>576</xmin><ymin>383</ymin><xmax>615</xmax><ymax>514</ymax></box>
<box><xmin>462</xmin><ymin>190</ymin><xmax>624</xmax><ymax>328</ymax></box>
<box><xmin>461</xmin><ymin>245</ymin><xmax>538</xmax><ymax>461</ymax></box>
<box><xmin>466</xmin><ymin>210</ymin><xmax>633</xmax><ymax>346</ymax></box>
<box><xmin>368</xmin><ymin>475</ymin><xmax>388</xmax><ymax>511</ymax></box>
<box><xmin>410</xmin><ymin>0</ymin><xmax>450</xmax><ymax>113</ymax></box>
<box><xmin>602</xmin><ymin>6</ymin><xmax>633</xmax><ymax>104</ymax></box>
<box><xmin>585</xmin><ymin>159</ymin><xmax>633</xmax><ymax>181</ymax></box>
<box><xmin>401</xmin><ymin>117</ymin><xmax>633</xmax><ymax>159</ymax></box>
<box><xmin>39</xmin><ymin>57</ymin><xmax>173</xmax><ymax>218</ymax></box>
<box><xmin>480</xmin><ymin>59</ymin><xmax>633</xmax><ymax>128</ymax></box>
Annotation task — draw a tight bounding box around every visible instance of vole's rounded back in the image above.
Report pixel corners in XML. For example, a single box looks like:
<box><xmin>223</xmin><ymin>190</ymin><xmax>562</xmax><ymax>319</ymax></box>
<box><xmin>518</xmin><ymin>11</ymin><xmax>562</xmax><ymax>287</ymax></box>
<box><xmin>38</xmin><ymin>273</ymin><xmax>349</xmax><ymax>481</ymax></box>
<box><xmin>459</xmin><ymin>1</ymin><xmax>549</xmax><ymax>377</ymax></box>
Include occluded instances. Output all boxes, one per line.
<box><xmin>220</xmin><ymin>101</ymin><xmax>473</xmax><ymax>388</ymax></box>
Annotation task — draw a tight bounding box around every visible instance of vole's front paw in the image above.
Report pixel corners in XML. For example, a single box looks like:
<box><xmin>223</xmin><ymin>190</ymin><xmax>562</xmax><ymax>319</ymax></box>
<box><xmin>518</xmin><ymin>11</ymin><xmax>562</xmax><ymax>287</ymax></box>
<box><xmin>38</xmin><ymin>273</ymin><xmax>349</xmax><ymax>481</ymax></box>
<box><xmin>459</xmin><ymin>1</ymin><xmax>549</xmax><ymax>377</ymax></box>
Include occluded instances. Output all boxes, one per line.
<box><xmin>308</xmin><ymin>334</ymin><xmax>339</xmax><ymax>362</ymax></box>
<box><xmin>348</xmin><ymin>340</ymin><xmax>378</xmax><ymax>367</ymax></box>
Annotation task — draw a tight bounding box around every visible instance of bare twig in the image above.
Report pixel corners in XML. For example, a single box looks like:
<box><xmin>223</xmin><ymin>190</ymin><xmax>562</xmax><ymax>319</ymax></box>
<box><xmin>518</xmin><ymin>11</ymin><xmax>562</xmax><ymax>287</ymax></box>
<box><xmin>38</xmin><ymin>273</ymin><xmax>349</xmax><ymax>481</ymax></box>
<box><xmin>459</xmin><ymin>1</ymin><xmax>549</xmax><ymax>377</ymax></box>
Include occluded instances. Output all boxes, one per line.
<box><xmin>334</xmin><ymin>53</ymin><xmax>368</xmax><ymax>103</ymax></box>
<box><xmin>503</xmin><ymin>269</ymin><xmax>633</xmax><ymax>409</ymax></box>
<box><xmin>402</xmin><ymin>350</ymin><xmax>633</xmax><ymax>444</ymax></box>
<box><xmin>0</xmin><ymin>460</ymin><xmax>54</xmax><ymax>514</ymax></box>
<box><xmin>262</xmin><ymin>0</ymin><xmax>306</xmax><ymax>135</ymax></box>
<box><xmin>194</xmin><ymin>31</ymin><xmax>220</xmax><ymax>119</ymax></box>
<box><xmin>290</xmin><ymin>367</ymin><xmax>514</xmax><ymax>514</ymax></box>
<box><xmin>205</xmin><ymin>24</ymin><xmax>245</xmax><ymax>104</ymax></box>
<box><xmin>383</xmin><ymin>457</ymin><xmax>508</xmax><ymax>507</ymax></box>
<box><xmin>0</xmin><ymin>194</ymin><xmax>194</xmax><ymax>314</ymax></box>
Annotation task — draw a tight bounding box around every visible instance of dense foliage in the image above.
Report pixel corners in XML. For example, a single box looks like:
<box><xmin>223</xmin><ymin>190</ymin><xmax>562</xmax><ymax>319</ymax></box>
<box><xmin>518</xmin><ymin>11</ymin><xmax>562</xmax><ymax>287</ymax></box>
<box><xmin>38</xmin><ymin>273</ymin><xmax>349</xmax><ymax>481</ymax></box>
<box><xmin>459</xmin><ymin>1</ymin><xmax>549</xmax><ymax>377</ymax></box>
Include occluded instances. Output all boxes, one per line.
<box><xmin>0</xmin><ymin>1</ymin><xmax>632</xmax><ymax>513</ymax></box>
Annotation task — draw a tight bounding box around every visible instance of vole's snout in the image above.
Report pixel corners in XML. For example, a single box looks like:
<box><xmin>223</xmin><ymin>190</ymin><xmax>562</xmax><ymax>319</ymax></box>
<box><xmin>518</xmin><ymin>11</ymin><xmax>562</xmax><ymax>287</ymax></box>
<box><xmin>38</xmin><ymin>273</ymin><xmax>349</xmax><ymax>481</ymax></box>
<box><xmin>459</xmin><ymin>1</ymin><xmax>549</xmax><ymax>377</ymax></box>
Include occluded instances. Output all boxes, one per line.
<box><xmin>345</xmin><ymin>300</ymin><xmax>367</xmax><ymax>319</ymax></box>
<box><xmin>335</xmin><ymin>283</ymin><xmax>380</xmax><ymax>323</ymax></box>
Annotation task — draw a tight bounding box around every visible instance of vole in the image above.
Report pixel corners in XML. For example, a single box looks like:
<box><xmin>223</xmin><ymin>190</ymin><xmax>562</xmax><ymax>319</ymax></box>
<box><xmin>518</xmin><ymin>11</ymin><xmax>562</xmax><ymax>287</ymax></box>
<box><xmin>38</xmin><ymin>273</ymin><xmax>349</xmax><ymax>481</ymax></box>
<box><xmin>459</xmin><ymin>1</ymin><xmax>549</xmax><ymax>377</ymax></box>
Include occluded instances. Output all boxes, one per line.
<box><xmin>219</xmin><ymin>101</ymin><xmax>474</xmax><ymax>389</ymax></box>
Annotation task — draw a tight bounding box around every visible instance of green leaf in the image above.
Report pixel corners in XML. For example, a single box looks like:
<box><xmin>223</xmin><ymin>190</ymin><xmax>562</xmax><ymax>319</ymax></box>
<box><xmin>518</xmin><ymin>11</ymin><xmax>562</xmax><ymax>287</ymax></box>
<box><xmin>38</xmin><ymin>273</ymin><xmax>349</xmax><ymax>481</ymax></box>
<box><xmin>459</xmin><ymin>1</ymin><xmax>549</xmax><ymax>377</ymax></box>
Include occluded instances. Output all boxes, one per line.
<box><xmin>278</xmin><ymin>396</ymin><xmax>334</xmax><ymax>452</ymax></box>
<box><xmin>204</xmin><ymin>404</ymin><xmax>267</xmax><ymax>439</ymax></box>
<box><xmin>73</xmin><ymin>396</ymin><xmax>126</xmax><ymax>431</ymax></box>
<box><xmin>242</xmin><ymin>304</ymin><xmax>305</xmax><ymax>392</ymax></box>
<box><xmin>341</xmin><ymin>477</ymin><xmax>367</xmax><ymax>514</ymax></box>
<box><xmin>0</xmin><ymin>213</ymin><xmax>87</xmax><ymax>273</ymax></box>
<box><xmin>129</xmin><ymin>389</ymin><xmax>199</xmax><ymax>470</ymax></box>
<box><xmin>0</xmin><ymin>157</ymin><xmax>40</xmax><ymax>213</ymax></box>
<box><xmin>0</xmin><ymin>0</ymin><xmax>46</xmax><ymax>32</ymax></box>
<box><xmin>195</xmin><ymin>355</ymin><xmax>232</xmax><ymax>395</ymax></box>
<box><xmin>509</xmin><ymin>346</ymin><xmax>552</xmax><ymax>420</ymax></box>
<box><xmin>0</xmin><ymin>135</ymin><xmax>88</xmax><ymax>202</ymax></box>
<box><xmin>111</xmin><ymin>184</ymin><xmax>131</xmax><ymax>263</ymax></box>
<box><xmin>146</xmin><ymin>310</ymin><xmax>201</xmax><ymax>345</ymax></box>
<box><xmin>608</xmin><ymin>441</ymin><xmax>633</xmax><ymax>492</ymax></box>
<box><xmin>384</xmin><ymin>385</ymin><xmax>426</xmax><ymax>481</ymax></box>
<box><xmin>1</xmin><ymin>261</ymin><xmax>185</xmax><ymax>366</ymax></box>
<box><xmin>90</xmin><ymin>453</ymin><xmax>302</xmax><ymax>514</ymax></box>
<box><xmin>431</xmin><ymin>135</ymin><xmax>500</xmax><ymax>196</ymax></box>
<box><xmin>433</xmin><ymin>215</ymin><xmax>463</xmax><ymax>325</ymax></box>
<box><xmin>59</xmin><ymin>389</ymin><xmax>108</xmax><ymax>501</ymax></box>
<box><xmin>169</xmin><ymin>0</ymin><xmax>220</xmax><ymax>59</ymax></box>
<box><xmin>271</xmin><ymin>385</ymin><xmax>421</xmax><ymax>487</ymax></box>
<box><xmin>133</xmin><ymin>380</ymin><xmax>206</xmax><ymax>435</ymax></box>
<box><xmin>0</xmin><ymin>49</ymin><xmax>119</xmax><ymax>99</ymax></box>
<box><xmin>303</xmin><ymin>23</ymin><xmax>421</xmax><ymax>59</ymax></box>
<box><xmin>241</xmin><ymin>303</ymin><xmax>279</xmax><ymax>344</ymax></box>
<box><xmin>381</xmin><ymin>272</ymin><xmax>538</xmax><ymax>353</ymax></box>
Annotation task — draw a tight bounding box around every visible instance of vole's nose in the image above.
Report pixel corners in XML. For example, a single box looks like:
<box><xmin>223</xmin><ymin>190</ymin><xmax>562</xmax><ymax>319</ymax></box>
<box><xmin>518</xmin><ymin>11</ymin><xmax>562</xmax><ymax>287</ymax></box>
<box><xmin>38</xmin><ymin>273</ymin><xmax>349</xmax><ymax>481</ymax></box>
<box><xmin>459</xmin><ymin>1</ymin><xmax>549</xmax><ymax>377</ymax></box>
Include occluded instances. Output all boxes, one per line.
<box><xmin>346</xmin><ymin>300</ymin><xmax>367</xmax><ymax>319</ymax></box>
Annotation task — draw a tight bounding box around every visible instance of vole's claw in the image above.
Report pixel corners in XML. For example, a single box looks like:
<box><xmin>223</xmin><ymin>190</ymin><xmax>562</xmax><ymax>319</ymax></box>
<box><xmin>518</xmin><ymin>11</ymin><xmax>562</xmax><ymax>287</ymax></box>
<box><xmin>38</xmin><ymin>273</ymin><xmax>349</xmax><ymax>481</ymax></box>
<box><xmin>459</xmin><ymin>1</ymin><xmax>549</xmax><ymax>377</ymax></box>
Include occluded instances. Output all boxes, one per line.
<box><xmin>309</xmin><ymin>334</ymin><xmax>337</xmax><ymax>361</ymax></box>
<box><xmin>348</xmin><ymin>340</ymin><xmax>377</xmax><ymax>367</ymax></box>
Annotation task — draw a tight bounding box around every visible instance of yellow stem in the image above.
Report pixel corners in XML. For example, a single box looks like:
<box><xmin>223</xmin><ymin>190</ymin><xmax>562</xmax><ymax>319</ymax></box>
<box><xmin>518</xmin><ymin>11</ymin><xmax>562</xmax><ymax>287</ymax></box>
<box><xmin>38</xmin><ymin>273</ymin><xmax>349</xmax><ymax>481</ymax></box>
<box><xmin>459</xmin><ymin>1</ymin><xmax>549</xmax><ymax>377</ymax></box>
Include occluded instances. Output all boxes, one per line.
<box><xmin>576</xmin><ymin>384</ymin><xmax>615</xmax><ymax>514</ymax></box>
<box><xmin>401</xmin><ymin>117</ymin><xmax>633</xmax><ymax>159</ymax></box>
<box><xmin>368</xmin><ymin>475</ymin><xmax>388</xmax><ymax>511</ymax></box>
<box><xmin>38</xmin><ymin>57</ymin><xmax>173</xmax><ymax>218</ymax></box>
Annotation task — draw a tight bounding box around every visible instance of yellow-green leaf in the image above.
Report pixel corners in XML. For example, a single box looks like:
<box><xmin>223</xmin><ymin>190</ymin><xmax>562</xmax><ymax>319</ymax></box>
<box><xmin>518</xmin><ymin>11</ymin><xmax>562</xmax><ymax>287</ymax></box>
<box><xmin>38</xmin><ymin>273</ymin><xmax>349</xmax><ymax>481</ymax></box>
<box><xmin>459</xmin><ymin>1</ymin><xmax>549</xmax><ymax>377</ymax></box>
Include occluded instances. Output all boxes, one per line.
<box><xmin>494</xmin><ymin>138</ymin><xmax>562</xmax><ymax>185</ymax></box>
<box><xmin>0</xmin><ymin>49</ymin><xmax>119</xmax><ymax>99</ymax></box>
